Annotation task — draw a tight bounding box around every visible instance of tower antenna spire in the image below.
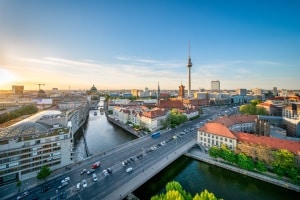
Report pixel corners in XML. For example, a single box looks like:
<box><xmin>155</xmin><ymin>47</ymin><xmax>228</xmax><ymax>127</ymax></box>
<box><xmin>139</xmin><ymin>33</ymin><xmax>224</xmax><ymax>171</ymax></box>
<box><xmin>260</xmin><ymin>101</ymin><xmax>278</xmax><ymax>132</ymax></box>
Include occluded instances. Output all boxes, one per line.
<box><xmin>187</xmin><ymin>41</ymin><xmax>192</xmax><ymax>97</ymax></box>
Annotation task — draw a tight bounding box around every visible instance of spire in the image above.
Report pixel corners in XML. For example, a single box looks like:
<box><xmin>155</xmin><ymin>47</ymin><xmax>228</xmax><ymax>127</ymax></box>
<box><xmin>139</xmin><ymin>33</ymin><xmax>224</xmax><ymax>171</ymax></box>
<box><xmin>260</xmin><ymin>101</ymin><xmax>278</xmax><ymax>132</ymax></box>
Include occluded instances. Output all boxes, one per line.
<box><xmin>187</xmin><ymin>41</ymin><xmax>192</xmax><ymax>68</ymax></box>
<box><xmin>157</xmin><ymin>81</ymin><xmax>160</xmax><ymax>105</ymax></box>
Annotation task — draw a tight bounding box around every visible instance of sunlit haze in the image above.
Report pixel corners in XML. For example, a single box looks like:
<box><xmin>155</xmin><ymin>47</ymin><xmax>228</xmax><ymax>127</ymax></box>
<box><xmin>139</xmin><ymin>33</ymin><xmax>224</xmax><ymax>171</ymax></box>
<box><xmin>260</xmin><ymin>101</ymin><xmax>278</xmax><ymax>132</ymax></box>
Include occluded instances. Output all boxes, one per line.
<box><xmin>0</xmin><ymin>0</ymin><xmax>299</xmax><ymax>91</ymax></box>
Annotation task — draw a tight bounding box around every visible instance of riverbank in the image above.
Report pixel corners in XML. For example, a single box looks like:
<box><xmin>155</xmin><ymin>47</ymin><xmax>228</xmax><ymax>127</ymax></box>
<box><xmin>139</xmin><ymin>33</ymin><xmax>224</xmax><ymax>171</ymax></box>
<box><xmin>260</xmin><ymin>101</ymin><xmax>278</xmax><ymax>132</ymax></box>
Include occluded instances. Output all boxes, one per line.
<box><xmin>186</xmin><ymin>147</ymin><xmax>300</xmax><ymax>193</ymax></box>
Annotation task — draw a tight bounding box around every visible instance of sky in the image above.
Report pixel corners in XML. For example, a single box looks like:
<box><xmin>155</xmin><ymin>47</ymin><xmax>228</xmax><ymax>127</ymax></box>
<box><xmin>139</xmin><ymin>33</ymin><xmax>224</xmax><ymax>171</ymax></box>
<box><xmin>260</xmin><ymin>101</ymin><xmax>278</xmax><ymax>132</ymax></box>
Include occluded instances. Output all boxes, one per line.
<box><xmin>0</xmin><ymin>0</ymin><xmax>299</xmax><ymax>91</ymax></box>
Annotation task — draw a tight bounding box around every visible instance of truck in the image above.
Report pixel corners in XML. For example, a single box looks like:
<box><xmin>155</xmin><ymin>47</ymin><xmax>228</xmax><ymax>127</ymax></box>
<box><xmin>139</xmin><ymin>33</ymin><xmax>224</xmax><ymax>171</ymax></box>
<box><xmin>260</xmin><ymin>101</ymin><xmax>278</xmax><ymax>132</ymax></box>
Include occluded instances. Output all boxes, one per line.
<box><xmin>92</xmin><ymin>161</ymin><xmax>100</xmax><ymax>169</ymax></box>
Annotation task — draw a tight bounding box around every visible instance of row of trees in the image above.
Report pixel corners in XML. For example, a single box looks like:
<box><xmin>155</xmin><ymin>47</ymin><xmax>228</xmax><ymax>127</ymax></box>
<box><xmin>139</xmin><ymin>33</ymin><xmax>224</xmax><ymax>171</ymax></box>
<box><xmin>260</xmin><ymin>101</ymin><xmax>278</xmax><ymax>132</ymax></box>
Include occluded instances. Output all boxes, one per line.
<box><xmin>209</xmin><ymin>144</ymin><xmax>300</xmax><ymax>185</ymax></box>
<box><xmin>239</xmin><ymin>99</ymin><xmax>268</xmax><ymax>115</ymax></box>
<box><xmin>0</xmin><ymin>105</ymin><xmax>38</xmax><ymax>124</ymax></box>
<box><xmin>151</xmin><ymin>181</ymin><xmax>219</xmax><ymax>200</ymax></box>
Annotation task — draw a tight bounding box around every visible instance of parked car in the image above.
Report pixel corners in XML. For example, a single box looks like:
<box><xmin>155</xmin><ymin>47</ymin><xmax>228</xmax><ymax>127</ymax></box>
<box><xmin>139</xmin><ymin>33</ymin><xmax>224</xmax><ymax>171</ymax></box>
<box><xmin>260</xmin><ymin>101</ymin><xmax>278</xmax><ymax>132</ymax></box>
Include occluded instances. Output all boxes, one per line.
<box><xmin>107</xmin><ymin>167</ymin><xmax>113</xmax><ymax>174</ymax></box>
<box><xmin>92</xmin><ymin>173</ymin><xmax>98</xmax><ymax>182</ymax></box>
<box><xmin>82</xmin><ymin>179</ymin><xmax>87</xmax><ymax>188</ymax></box>
<box><xmin>87</xmin><ymin>169</ymin><xmax>95</xmax><ymax>175</ymax></box>
<box><xmin>80</xmin><ymin>169</ymin><xmax>87</xmax><ymax>174</ymax></box>
<box><xmin>76</xmin><ymin>183</ymin><xmax>81</xmax><ymax>190</ymax></box>
<box><xmin>103</xmin><ymin>169</ymin><xmax>109</xmax><ymax>176</ymax></box>
<box><xmin>126</xmin><ymin>167</ymin><xmax>133</xmax><ymax>173</ymax></box>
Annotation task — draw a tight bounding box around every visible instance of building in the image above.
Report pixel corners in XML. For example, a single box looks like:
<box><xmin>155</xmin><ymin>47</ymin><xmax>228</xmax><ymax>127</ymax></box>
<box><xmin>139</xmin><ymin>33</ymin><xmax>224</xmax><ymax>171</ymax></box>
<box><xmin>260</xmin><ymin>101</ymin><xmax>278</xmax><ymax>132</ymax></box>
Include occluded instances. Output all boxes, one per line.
<box><xmin>178</xmin><ymin>84</ymin><xmax>185</xmax><ymax>98</ymax></box>
<box><xmin>197</xmin><ymin>122</ymin><xmax>238</xmax><ymax>151</ymax></box>
<box><xmin>282</xmin><ymin>103</ymin><xmax>300</xmax><ymax>137</ymax></box>
<box><xmin>12</xmin><ymin>85</ymin><xmax>24</xmax><ymax>95</ymax></box>
<box><xmin>0</xmin><ymin>111</ymin><xmax>74</xmax><ymax>186</ymax></box>
<box><xmin>211</xmin><ymin>80</ymin><xmax>220</xmax><ymax>93</ymax></box>
<box><xmin>236</xmin><ymin>88</ymin><xmax>247</xmax><ymax>96</ymax></box>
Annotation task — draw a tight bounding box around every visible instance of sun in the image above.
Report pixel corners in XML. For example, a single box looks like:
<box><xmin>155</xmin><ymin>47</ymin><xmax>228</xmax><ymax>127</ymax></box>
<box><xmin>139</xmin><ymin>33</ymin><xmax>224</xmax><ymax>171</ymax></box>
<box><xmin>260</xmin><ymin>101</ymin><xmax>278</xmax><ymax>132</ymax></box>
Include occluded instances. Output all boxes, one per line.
<box><xmin>0</xmin><ymin>69</ymin><xmax>17</xmax><ymax>86</ymax></box>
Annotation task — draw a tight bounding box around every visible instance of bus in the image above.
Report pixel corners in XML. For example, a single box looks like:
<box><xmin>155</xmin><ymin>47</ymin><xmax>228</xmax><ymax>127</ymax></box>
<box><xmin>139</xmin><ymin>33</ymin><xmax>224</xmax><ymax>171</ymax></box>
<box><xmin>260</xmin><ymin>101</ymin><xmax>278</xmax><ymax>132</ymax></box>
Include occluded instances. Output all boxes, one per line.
<box><xmin>151</xmin><ymin>132</ymin><xmax>160</xmax><ymax>138</ymax></box>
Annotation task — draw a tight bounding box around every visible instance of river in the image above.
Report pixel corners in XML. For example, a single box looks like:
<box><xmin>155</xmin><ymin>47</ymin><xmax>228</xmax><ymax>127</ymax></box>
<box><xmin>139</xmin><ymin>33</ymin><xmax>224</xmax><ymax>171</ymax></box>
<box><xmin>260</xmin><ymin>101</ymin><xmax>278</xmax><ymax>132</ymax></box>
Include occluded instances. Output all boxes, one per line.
<box><xmin>73</xmin><ymin>99</ymin><xmax>298</xmax><ymax>199</ymax></box>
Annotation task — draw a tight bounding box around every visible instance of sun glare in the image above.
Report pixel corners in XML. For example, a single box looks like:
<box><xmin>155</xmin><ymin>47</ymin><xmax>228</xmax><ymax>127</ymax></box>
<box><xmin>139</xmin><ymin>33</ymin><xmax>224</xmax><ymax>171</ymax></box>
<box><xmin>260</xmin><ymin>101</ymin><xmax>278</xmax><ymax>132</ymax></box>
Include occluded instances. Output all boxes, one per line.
<box><xmin>0</xmin><ymin>69</ymin><xmax>17</xmax><ymax>86</ymax></box>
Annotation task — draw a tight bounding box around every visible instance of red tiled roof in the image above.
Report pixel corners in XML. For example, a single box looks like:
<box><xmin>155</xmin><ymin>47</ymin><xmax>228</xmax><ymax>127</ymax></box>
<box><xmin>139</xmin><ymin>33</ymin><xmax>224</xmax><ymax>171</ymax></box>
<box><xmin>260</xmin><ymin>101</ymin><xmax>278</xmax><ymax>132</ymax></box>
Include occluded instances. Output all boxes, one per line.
<box><xmin>235</xmin><ymin>132</ymin><xmax>300</xmax><ymax>155</ymax></box>
<box><xmin>212</xmin><ymin>115</ymin><xmax>257</xmax><ymax>127</ymax></box>
<box><xmin>198</xmin><ymin>122</ymin><xmax>237</xmax><ymax>139</ymax></box>
<box><xmin>143</xmin><ymin>109</ymin><xmax>166</xmax><ymax>119</ymax></box>
<box><xmin>158</xmin><ymin>100</ymin><xmax>185</xmax><ymax>109</ymax></box>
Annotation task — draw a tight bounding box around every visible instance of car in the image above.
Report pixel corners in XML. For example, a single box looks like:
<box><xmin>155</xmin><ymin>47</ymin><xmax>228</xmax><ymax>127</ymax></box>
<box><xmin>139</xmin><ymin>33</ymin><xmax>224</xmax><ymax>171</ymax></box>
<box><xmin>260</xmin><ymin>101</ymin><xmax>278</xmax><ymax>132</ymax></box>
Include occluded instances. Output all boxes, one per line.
<box><xmin>76</xmin><ymin>183</ymin><xmax>81</xmax><ymax>190</ymax></box>
<box><xmin>61</xmin><ymin>177</ymin><xmax>70</xmax><ymax>184</ymax></box>
<box><xmin>58</xmin><ymin>181</ymin><xmax>68</xmax><ymax>189</ymax></box>
<box><xmin>92</xmin><ymin>173</ymin><xmax>98</xmax><ymax>181</ymax></box>
<box><xmin>126</xmin><ymin>167</ymin><xmax>133</xmax><ymax>173</ymax></box>
<box><xmin>16</xmin><ymin>191</ymin><xmax>29</xmax><ymax>200</ymax></box>
<box><xmin>107</xmin><ymin>167</ymin><xmax>113</xmax><ymax>174</ymax></box>
<box><xmin>82</xmin><ymin>179</ymin><xmax>87</xmax><ymax>188</ymax></box>
<box><xmin>80</xmin><ymin>169</ymin><xmax>87</xmax><ymax>174</ymax></box>
<box><xmin>87</xmin><ymin>169</ymin><xmax>95</xmax><ymax>175</ymax></box>
<box><xmin>103</xmin><ymin>169</ymin><xmax>109</xmax><ymax>176</ymax></box>
<box><xmin>41</xmin><ymin>186</ymin><xmax>51</xmax><ymax>193</ymax></box>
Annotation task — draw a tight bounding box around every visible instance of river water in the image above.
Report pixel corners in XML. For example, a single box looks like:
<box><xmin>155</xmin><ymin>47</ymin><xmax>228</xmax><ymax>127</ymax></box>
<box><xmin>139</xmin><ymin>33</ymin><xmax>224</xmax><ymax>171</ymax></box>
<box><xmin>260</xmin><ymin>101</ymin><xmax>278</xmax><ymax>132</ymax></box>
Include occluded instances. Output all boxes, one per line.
<box><xmin>73</xmin><ymin>99</ymin><xmax>298</xmax><ymax>199</ymax></box>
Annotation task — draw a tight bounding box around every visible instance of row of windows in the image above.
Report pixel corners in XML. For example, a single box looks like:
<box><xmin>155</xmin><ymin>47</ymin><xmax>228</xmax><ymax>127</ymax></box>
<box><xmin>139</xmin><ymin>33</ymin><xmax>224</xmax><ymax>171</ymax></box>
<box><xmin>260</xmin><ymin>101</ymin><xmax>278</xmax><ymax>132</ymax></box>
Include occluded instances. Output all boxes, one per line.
<box><xmin>199</xmin><ymin>142</ymin><xmax>233</xmax><ymax>150</ymax></box>
<box><xmin>0</xmin><ymin>142</ymin><xmax>61</xmax><ymax>159</ymax></box>
<box><xmin>199</xmin><ymin>132</ymin><xmax>233</xmax><ymax>143</ymax></box>
<box><xmin>20</xmin><ymin>161</ymin><xmax>61</xmax><ymax>175</ymax></box>
<box><xmin>0</xmin><ymin>157</ymin><xmax>62</xmax><ymax>176</ymax></box>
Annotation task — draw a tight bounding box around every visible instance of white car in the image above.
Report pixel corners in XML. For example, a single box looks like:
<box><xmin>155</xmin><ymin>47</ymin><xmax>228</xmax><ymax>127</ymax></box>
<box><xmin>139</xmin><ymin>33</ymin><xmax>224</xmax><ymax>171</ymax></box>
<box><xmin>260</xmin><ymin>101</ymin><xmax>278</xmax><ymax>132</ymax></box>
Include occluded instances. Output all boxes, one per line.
<box><xmin>82</xmin><ymin>179</ymin><xmax>87</xmax><ymax>188</ymax></box>
<box><xmin>61</xmin><ymin>177</ymin><xmax>70</xmax><ymax>184</ymax></box>
<box><xmin>103</xmin><ymin>169</ymin><xmax>109</xmax><ymax>176</ymax></box>
<box><xmin>92</xmin><ymin>173</ymin><xmax>98</xmax><ymax>182</ymax></box>
<box><xmin>126</xmin><ymin>167</ymin><xmax>133</xmax><ymax>173</ymax></box>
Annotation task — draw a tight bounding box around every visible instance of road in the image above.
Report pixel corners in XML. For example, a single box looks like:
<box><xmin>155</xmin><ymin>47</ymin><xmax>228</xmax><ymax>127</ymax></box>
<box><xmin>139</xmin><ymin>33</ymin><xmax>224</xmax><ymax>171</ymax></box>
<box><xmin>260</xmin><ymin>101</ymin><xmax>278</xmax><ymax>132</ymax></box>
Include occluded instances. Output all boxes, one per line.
<box><xmin>9</xmin><ymin>106</ymin><xmax>234</xmax><ymax>200</ymax></box>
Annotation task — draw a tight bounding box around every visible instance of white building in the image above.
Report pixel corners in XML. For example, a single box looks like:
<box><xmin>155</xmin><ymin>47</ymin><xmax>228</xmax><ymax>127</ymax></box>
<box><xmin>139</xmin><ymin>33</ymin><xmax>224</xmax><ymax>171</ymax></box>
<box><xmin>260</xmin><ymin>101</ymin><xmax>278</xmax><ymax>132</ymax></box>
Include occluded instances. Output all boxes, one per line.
<box><xmin>197</xmin><ymin>122</ymin><xmax>238</xmax><ymax>151</ymax></box>
<box><xmin>0</xmin><ymin>111</ymin><xmax>73</xmax><ymax>186</ymax></box>
<box><xmin>211</xmin><ymin>80</ymin><xmax>220</xmax><ymax>93</ymax></box>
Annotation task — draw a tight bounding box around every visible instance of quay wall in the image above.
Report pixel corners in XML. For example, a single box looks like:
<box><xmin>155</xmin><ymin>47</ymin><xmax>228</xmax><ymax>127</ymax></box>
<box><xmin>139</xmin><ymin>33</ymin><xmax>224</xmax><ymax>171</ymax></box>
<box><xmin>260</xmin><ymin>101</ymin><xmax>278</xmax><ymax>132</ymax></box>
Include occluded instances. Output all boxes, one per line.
<box><xmin>185</xmin><ymin>148</ymin><xmax>300</xmax><ymax>193</ymax></box>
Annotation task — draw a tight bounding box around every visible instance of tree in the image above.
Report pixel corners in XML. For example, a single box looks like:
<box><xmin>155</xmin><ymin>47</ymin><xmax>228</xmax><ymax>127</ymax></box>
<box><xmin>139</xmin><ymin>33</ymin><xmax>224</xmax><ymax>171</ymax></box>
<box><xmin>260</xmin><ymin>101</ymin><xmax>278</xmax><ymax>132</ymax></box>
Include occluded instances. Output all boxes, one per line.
<box><xmin>151</xmin><ymin>181</ymin><xmax>218</xmax><ymax>200</ymax></box>
<box><xmin>272</xmin><ymin>149</ymin><xmax>296</xmax><ymax>178</ymax></box>
<box><xmin>193</xmin><ymin>190</ymin><xmax>218</xmax><ymax>200</ymax></box>
<box><xmin>255</xmin><ymin>161</ymin><xmax>267</xmax><ymax>172</ymax></box>
<box><xmin>208</xmin><ymin>146</ymin><xmax>220</xmax><ymax>159</ymax></box>
<box><xmin>236</xmin><ymin>153</ymin><xmax>254</xmax><ymax>170</ymax></box>
<box><xmin>37</xmin><ymin>165</ymin><xmax>51</xmax><ymax>182</ymax></box>
<box><xmin>16</xmin><ymin>180</ymin><xmax>22</xmax><ymax>193</ymax></box>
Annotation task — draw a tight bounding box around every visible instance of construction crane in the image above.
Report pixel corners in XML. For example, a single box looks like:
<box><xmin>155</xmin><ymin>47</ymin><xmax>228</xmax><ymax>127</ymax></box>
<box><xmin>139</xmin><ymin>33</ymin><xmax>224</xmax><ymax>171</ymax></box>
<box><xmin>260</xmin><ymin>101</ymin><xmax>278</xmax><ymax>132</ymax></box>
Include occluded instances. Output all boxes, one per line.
<box><xmin>35</xmin><ymin>83</ymin><xmax>45</xmax><ymax>91</ymax></box>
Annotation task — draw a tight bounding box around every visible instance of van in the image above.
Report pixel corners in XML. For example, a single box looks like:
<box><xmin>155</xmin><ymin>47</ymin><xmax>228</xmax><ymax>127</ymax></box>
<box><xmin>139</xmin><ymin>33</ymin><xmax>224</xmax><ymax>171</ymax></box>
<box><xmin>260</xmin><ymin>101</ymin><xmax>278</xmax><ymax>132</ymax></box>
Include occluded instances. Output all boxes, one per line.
<box><xmin>76</xmin><ymin>183</ymin><xmax>81</xmax><ymax>190</ymax></box>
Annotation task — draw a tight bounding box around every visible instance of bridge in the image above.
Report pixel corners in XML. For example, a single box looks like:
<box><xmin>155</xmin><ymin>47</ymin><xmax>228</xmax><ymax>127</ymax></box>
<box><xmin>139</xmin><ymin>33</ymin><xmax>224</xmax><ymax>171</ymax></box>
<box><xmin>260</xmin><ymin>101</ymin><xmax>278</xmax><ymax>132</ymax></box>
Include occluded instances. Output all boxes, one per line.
<box><xmin>5</xmin><ymin>124</ymin><xmax>199</xmax><ymax>200</ymax></box>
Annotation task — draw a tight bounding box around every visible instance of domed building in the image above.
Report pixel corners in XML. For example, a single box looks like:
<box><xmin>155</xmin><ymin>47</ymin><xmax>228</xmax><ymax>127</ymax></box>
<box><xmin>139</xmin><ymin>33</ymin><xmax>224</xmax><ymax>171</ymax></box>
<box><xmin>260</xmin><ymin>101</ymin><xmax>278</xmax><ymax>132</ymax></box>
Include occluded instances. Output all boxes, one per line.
<box><xmin>90</xmin><ymin>84</ymin><xmax>98</xmax><ymax>95</ymax></box>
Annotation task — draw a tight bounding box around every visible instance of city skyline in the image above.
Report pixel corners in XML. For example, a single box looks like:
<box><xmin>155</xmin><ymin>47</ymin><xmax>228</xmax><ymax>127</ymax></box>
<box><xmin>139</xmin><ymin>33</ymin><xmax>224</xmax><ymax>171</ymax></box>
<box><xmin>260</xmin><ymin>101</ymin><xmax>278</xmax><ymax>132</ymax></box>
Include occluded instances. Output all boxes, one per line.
<box><xmin>0</xmin><ymin>0</ymin><xmax>299</xmax><ymax>91</ymax></box>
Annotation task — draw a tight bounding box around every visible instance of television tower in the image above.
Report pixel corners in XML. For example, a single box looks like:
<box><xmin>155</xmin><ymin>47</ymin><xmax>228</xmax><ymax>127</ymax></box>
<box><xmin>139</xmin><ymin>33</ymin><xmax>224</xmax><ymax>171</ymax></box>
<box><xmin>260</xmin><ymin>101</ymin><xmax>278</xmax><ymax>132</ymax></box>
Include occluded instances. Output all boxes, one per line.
<box><xmin>187</xmin><ymin>42</ymin><xmax>193</xmax><ymax>97</ymax></box>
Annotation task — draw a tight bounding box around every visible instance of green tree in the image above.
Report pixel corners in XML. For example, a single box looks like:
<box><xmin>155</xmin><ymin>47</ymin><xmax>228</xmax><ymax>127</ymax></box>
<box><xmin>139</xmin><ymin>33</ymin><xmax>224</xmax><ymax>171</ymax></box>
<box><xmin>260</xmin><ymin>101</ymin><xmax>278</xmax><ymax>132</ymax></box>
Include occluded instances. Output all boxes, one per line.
<box><xmin>237</xmin><ymin>153</ymin><xmax>254</xmax><ymax>170</ymax></box>
<box><xmin>255</xmin><ymin>161</ymin><xmax>267</xmax><ymax>172</ymax></box>
<box><xmin>272</xmin><ymin>149</ymin><xmax>296</xmax><ymax>178</ymax></box>
<box><xmin>193</xmin><ymin>189</ymin><xmax>218</xmax><ymax>200</ymax></box>
<box><xmin>16</xmin><ymin>180</ymin><xmax>22</xmax><ymax>193</ymax></box>
<box><xmin>208</xmin><ymin>146</ymin><xmax>220</xmax><ymax>159</ymax></box>
<box><xmin>220</xmin><ymin>144</ymin><xmax>236</xmax><ymax>163</ymax></box>
<box><xmin>239</xmin><ymin>102</ymin><xmax>267</xmax><ymax>115</ymax></box>
<box><xmin>151</xmin><ymin>181</ymin><xmax>218</xmax><ymax>200</ymax></box>
<box><xmin>37</xmin><ymin>165</ymin><xmax>51</xmax><ymax>182</ymax></box>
